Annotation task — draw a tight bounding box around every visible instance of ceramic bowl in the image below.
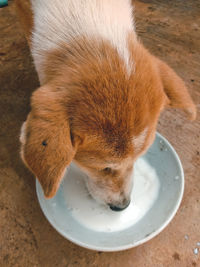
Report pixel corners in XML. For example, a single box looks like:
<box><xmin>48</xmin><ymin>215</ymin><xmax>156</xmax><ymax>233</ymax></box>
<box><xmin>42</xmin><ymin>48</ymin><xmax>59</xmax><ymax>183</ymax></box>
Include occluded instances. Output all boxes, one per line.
<box><xmin>36</xmin><ymin>132</ymin><xmax>184</xmax><ymax>251</ymax></box>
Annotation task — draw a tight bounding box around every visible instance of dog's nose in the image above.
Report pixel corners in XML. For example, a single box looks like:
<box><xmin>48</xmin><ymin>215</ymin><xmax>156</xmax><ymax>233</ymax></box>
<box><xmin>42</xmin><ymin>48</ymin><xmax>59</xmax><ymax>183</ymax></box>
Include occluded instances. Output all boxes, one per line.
<box><xmin>109</xmin><ymin>199</ymin><xmax>130</xmax><ymax>212</ymax></box>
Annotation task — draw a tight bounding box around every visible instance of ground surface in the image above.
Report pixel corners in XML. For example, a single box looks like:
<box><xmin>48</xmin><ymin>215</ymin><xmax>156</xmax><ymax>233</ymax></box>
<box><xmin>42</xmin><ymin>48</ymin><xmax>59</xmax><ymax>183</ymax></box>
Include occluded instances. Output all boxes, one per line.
<box><xmin>0</xmin><ymin>1</ymin><xmax>200</xmax><ymax>266</ymax></box>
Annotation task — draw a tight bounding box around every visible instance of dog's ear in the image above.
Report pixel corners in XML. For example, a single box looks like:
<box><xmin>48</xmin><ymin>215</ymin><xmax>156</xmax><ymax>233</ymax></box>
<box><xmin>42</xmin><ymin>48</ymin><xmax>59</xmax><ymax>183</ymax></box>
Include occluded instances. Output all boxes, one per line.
<box><xmin>155</xmin><ymin>58</ymin><xmax>196</xmax><ymax>120</ymax></box>
<box><xmin>20</xmin><ymin>84</ymin><xmax>77</xmax><ymax>198</ymax></box>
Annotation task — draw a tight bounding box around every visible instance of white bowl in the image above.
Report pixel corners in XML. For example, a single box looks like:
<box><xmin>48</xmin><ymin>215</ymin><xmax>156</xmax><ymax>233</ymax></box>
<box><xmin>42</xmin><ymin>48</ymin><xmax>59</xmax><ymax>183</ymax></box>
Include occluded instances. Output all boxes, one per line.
<box><xmin>36</xmin><ymin>132</ymin><xmax>184</xmax><ymax>251</ymax></box>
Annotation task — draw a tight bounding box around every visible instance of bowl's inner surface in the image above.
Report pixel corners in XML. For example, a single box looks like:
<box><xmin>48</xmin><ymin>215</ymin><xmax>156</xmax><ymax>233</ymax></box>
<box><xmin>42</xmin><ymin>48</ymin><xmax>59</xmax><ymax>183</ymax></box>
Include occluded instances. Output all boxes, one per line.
<box><xmin>36</xmin><ymin>133</ymin><xmax>184</xmax><ymax>251</ymax></box>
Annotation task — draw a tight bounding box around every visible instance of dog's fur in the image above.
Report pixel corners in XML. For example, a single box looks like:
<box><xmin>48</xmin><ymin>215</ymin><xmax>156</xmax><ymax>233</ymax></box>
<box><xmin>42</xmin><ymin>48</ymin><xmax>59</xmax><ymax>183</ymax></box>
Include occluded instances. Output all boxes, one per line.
<box><xmin>16</xmin><ymin>0</ymin><xmax>196</xmax><ymax>209</ymax></box>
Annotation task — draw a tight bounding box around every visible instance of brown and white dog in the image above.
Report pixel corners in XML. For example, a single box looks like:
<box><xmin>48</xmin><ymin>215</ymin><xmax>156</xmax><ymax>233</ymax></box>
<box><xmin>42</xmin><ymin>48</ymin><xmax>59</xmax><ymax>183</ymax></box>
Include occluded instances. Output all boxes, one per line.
<box><xmin>16</xmin><ymin>0</ymin><xmax>196</xmax><ymax>211</ymax></box>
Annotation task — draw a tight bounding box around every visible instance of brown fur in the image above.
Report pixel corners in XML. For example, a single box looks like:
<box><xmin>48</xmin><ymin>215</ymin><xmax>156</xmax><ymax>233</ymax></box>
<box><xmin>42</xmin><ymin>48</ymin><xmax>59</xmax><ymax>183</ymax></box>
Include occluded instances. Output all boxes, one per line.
<box><xmin>155</xmin><ymin>57</ymin><xmax>196</xmax><ymax>120</ymax></box>
<box><xmin>16</xmin><ymin>1</ymin><xmax>196</xmax><ymax>202</ymax></box>
<box><xmin>20</xmin><ymin>85</ymin><xmax>80</xmax><ymax>197</ymax></box>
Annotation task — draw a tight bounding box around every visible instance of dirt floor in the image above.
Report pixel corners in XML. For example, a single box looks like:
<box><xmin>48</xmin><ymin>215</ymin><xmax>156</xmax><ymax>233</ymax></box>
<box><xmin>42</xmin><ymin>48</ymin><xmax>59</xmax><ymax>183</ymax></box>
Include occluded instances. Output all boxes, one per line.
<box><xmin>0</xmin><ymin>0</ymin><xmax>200</xmax><ymax>266</ymax></box>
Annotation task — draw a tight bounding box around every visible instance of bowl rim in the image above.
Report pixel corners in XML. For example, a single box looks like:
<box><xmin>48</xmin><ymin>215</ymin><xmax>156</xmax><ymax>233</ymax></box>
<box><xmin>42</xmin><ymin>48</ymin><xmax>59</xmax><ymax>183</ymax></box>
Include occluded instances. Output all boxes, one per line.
<box><xmin>36</xmin><ymin>132</ymin><xmax>184</xmax><ymax>252</ymax></box>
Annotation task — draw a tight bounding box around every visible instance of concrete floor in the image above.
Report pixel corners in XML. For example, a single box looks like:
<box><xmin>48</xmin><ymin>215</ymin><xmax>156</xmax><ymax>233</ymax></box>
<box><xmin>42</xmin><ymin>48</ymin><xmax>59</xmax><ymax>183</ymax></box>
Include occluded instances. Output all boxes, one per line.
<box><xmin>0</xmin><ymin>1</ymin><xmax>200</xmax><ymax>266</ymax></box>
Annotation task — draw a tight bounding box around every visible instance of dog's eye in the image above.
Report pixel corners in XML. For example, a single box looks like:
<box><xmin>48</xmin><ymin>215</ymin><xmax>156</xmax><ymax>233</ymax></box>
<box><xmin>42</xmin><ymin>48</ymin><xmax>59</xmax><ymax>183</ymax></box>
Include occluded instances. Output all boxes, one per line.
<box><xmin>102</xmin><ymin>167</ymin><xmax>112</xmax><ymax>174</ymax></box>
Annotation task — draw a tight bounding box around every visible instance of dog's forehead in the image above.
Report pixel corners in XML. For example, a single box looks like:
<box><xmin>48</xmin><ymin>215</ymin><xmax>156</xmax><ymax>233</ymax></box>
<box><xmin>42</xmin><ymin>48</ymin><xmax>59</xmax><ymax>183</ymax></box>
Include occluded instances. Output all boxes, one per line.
<box><xmin>75</xmin><ymin>137</ymin><xmax>132</xmax><ymax>164</ymax></box>
<box><xmin>76</xmin><ymin>150</ymin><xmax>133</xmax><ymax>170</ymax></box>
<box><xmin>107</xmin><ymin>156</ymin><xmax>133</xmax><ymax>169</ymax></box>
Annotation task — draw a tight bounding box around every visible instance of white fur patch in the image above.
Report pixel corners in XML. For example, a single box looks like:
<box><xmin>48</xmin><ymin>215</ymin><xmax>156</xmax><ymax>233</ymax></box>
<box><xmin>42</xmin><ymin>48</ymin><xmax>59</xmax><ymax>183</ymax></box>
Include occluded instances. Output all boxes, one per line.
<box><xmin>31</xmin><ymin>0</ymin><xmax>135</xmax><ymax>81</ymax></box>
<box><xmin>19</xmin><ymin>122</ymin><xmax>27</xmax><ymax>145</ymax></box>
<box><xmin>132</xmin><ymin>128</ymin><xmax>148</xmax><ymax>151</ymax></box>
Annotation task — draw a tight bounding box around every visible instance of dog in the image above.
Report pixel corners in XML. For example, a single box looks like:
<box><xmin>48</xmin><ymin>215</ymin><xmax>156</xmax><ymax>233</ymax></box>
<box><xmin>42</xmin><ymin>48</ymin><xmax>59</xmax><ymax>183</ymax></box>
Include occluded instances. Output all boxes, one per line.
<box><xmin>16</xmin><ymin>0</ymin><xmax>196</xmax><ymax>211</ymax></box>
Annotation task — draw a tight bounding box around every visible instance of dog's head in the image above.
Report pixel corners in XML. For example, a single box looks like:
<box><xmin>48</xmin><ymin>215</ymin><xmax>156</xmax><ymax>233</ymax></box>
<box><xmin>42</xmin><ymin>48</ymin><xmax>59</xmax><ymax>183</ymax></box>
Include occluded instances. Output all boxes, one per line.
<box><xmin>20</xmin><ymin>41</ymin><xmax>196</xmax><ymax>210</ymax></box>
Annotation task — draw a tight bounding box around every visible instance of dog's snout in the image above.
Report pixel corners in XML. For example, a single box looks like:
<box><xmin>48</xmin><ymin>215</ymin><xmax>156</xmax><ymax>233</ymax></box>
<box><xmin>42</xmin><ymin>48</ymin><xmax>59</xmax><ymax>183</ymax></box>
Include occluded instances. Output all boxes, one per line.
<box><xmin>109</xmin><ymin>199</ymin><xmax>131</xmax><ymax>212</ymax></box>
<box><xmin>109</xmin><ymin>205</ymin><xmax>126</xmax><ymax>211</ymax></box>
